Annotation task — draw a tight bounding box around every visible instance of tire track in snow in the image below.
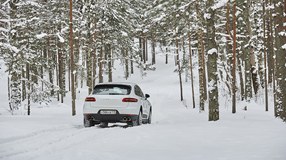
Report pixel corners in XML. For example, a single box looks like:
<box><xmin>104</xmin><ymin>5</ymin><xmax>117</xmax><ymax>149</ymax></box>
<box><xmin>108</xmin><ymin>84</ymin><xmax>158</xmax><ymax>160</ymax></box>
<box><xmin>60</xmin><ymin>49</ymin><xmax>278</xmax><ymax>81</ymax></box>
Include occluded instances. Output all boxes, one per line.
<box><xmin>0</xmin><ymin>125</ymin><xmax>71</xmax><ymax>145</ymax></box>
<box><xmin>0</xmin><ymin>125</ymin><xmax>74</xmax><ymax>159</ymax></box>
<box><xmin>0</xmin><ymin>125</ymin><xmax>103</xmax><ymax>160</ymax></box>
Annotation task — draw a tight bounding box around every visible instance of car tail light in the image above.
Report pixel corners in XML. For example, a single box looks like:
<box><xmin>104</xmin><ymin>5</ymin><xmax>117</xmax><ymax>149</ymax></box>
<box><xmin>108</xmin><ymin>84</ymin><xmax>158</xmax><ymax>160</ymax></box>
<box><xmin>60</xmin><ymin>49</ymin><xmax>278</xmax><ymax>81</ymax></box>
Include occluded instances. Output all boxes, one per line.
<box><xmin>85</xmin><ymin>97</ymin><xmax>96</xmax><ymax>102</ymax></box>
<box><xmin>122</xmin><ymin>98</ymin><xmax>138</xmax><ymax>102</ymax></box>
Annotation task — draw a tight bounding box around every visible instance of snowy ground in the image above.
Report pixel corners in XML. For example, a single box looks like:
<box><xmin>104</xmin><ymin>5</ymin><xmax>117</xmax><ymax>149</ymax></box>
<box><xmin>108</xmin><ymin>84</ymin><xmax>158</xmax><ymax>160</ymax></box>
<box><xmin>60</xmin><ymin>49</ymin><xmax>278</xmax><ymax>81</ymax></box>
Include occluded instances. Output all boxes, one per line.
<box><xmin>0</xmin><ymin>55</ymin><xmax>286</xmax><ymax>160</ymax></box>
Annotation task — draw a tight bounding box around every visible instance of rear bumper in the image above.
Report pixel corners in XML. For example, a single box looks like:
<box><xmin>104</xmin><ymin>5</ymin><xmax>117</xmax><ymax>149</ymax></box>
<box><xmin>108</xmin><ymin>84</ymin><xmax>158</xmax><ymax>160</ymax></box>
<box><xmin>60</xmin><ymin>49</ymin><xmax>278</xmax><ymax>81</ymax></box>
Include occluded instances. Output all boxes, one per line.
<box><xmin>84</xmin><ymin>113</ymin><xmax>138</xmax><ymax>123</ymax></box>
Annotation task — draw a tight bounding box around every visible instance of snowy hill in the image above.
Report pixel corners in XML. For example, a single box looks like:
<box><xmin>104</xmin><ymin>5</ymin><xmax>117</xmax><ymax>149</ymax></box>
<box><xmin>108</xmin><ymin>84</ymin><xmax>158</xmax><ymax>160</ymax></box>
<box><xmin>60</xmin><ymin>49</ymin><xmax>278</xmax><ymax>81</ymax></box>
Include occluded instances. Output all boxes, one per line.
<box><xmin>0</xmin><ymin>54</ymin><xmax>286</xmax><ymax>160</ymax></box>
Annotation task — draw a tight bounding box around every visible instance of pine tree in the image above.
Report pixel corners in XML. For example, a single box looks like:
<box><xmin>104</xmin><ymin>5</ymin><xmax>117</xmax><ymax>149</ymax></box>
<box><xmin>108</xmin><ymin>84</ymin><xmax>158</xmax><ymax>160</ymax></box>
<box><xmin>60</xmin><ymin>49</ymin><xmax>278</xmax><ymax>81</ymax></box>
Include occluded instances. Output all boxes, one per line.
<box><xmin>69</xmin><ymin>0</ymin><xmax>76</xmax><ymax>116</ymax></box>
<box><xmin>232</xmin><ymin>0</ymin><xmax>237</xmax><ymax>114</ymax></box>
<box><xmin>196</xmin><ymin>1</ymin><xmax>207</xmax><ymax>111</ymax></box>
<box><xmin>206</xmin><ymin>0</ymin><xmax>219</xmax><ymax>121</ymax></box>
<box><xmin>274</xmin><ymin>0</ymin><xmax>286</xmax><ymax>121</ymax></box>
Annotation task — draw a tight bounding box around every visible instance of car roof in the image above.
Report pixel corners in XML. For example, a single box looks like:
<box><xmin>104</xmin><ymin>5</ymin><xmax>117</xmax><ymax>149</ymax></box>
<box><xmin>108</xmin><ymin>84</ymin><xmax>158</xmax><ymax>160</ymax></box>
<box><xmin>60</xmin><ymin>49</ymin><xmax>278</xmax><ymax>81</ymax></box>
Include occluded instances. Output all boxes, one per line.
<box><xmin>95</xmin><ymin>82</ymin><xmax>138</xmax><ymax>87</ymax></box>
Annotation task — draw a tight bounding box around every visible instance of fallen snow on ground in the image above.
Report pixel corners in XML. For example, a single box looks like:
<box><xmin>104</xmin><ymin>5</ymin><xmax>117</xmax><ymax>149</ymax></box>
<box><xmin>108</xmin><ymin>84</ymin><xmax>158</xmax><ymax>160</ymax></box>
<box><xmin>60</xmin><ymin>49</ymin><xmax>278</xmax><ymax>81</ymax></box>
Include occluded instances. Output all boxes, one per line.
<box><xmin>0</xmin><ymin>55</ymin><xmax>286</xmax><ymax>160</ymax></box>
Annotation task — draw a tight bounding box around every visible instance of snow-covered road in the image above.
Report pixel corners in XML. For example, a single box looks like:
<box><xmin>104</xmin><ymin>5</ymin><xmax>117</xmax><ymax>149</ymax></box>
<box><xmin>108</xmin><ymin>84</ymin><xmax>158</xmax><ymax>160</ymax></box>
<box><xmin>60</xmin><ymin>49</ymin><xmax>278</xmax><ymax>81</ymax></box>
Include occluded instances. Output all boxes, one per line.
<box><xmin>1</xmin><ymin>110</ymin><xmax>285</xmax><ymax>160</ymax></box>
<box><xmin>1</xmin><ymin>55</ymin><xmax>286</xmax><ymax>160</ymax></box>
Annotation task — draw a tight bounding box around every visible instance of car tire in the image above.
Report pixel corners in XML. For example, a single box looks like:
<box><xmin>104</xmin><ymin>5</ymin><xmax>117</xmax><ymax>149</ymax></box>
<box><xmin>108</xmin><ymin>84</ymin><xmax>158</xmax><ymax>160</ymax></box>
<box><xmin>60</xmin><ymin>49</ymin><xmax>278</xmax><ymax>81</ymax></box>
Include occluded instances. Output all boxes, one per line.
<box><xmin>129</xmin><ymin>111</ymin><xmax>143</xmax><ymax>127</ymax></box>
<box><xmin>138</xmin><ymin>111</ymin><xmax>143</xmax><ymax>125</ymax></box>
<box><xmin>84</xmin><ymin>118</ymin><xmax>94</xmax><ymax>127</ymax></box>
<box><xmin>147</xmin><ymin>110</ymin><xmax>152</xmax><ymax>124</ymax></box>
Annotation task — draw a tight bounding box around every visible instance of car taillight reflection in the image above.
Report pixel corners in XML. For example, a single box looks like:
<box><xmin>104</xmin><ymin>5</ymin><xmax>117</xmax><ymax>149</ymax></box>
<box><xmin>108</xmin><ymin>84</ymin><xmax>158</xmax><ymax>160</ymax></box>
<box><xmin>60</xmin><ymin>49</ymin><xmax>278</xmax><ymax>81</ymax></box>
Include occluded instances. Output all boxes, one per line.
<box><xmin>85</xmin><ymin>97</ymin><xmax>96</xmax><ymax>102</ymax></box>
<box><xmin>122</xmin><ymin>98</ymin><xmax>138</xmax><ymax>102</ymax></box>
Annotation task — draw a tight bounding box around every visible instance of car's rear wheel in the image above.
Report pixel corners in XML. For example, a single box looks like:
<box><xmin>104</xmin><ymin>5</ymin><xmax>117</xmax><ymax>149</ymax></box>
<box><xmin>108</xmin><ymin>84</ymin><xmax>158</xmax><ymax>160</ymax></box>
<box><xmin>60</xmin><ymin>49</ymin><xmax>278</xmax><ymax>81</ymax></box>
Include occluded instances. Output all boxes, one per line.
<box><xmin>84</xmin><ymin>118</ymin><xmax>94</xmax><ymax>127</ymax></box>
<box><xmin>138</xmin><ymin>111</ymin><xmax>143</xmax><ymax>125</ymax></box>
<box><xmin>129</xmin><ymin>111</ymin><xmax>142</xmax><ymax>127</ymax></box>
<box><xmin>147</xmin><ymin>110</ymin><xmax>152</xmax><ymax>124</ymax></box>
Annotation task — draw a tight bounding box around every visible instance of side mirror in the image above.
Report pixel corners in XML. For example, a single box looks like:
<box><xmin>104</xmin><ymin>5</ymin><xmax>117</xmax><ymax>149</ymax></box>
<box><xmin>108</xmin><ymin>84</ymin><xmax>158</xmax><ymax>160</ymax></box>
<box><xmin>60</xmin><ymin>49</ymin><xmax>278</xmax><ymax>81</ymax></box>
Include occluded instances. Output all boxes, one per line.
<box><xmin>145</xmin><ymin>94</ymin><xmax>150</xmax><ymax>99</ymax></box>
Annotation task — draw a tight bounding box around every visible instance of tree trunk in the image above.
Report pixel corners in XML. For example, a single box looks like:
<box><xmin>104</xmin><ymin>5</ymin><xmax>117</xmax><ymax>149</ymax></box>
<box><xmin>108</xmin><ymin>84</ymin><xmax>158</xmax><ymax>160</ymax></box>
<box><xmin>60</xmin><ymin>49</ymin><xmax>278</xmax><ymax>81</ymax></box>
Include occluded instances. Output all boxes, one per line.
<box><xmin>176</xmin><ymin>37</ymin><xmax>183</xmax><ymax>101</ymax></box>
<box><xmin>270</xmin><ymin>0</ymin><xmax>278</xmax><ymax>114</ymax></box>
<box><xmin>130</xmin><ymin>47</ymin><xmax>134</xmax><ymax>74</ymax></box>
<box><xmin>86</xmin><ymin>47</ymin><xmax>92</xmax><ymax>94</ymax></box>
<box><xmin>21</xmin><ymin>67</ymin><xmax>26</xmax><ymax>101</ymax></box>
<box><xmin>151</xmin><ymin>35</ymin><xmax>156</xmax><ymax>65</ymax></box>
<box><xmin>47</xmin><ymin>36</ymin><xmax>54</xmax><ymax>96</ymax></box>
<box><xmin>74</xmin><ymin>32</ymin><xmax>80</xmax><ymax>93</ymax></box>
<box><xmin>226</xmin><ymin>1</ymin><xmax>235</xmax><ymax>97</ymax></box>
<box><xmin>237</xmin><ymin>56</ymin><xmax>245</xmax><ymax>100</ymax></box>
<box><xmin>266</xmin><ymin>0</ymin><xmax>274</xmax><ymax>84</ymax></box>
<box><xmin>263</xmin><ymin>0</ymin><xmax>269</xmax><ymax>111</ymax></box>
<box><xmin>41</xmin><ymin>50</ymin><xmax>44</xmax><ymax>91</ymax></box>
<box><xmin>198</xmin><ymin>36</ymin><xmax>205</xmax><ymax>111</ymax></box>
<box><xmin>165</xmin><ymin>47</ymin><xmax>168</xmax><ymax>64</ymax></box>
<box><xmin>8</xmin><ymin>76</ymin><xmax>12</xmax><ymax>112</ymax></box>
<box><xmin>274</xmin><ymin>0</ymin><xmax>286</xmax><ymax>121</ymax></box>
<box><xmin>80</xmin><ymin>43</ymin><xmax>85</xmax><ymax>89</ymax></box>
<box><xmin>10</xmin><ymin>71</ymin><xmax>21</xmax><ymax>111</ymax></box>
<box><xmin>58</xmin><ymin>43</ymin><xmax>64</xmax><ymax>103</ymax></box>
<box><xmin>188</xmin><ymin>31</ymin><xmax>195</xmax><ymax>108</ymax></box>
<box><xmin>145</xmin><ymin>38</ymin><xmax>148</xmax><ymax>61</ymax></box>
<box><xmin>232</xmin><ymin>1</ymin><xmax>237</xmax><ymax>114</ymax></box>
<box><xmin>98</xmin><ymin>45</ymin><xmax>104</xmax><ymax>83</ymax></box>
<box><xmin>247</xmin><ymin>2</ymin><xmax>259</xmax><ymax>96</ymax></box>
<box><xmin>57</xmin><ymin>25</ymin><xmax>65</xmax><ymax>102</ymax></box>
<box><xmin>251</xmin><ymin>51</ymin><xmax>259</xmax><ymax>95</ymax></box>
<box><xmin>92</xmin><ymin>21</ymin><xmax>97</xmax><ymax>89</ymax></box>
<box><xmin>241</xmin><ymin>0</ymin><xmax>252</xmax><ymax>105</ymax></box>
<box><xmin>107</xmin><ymin>44</ymin><xmax>112</xmax><ymax>82</ymax></box>
<box><xmin>142</xmin><ymin>35</ymin><xmax>146</xmax><ymax>70</ymax></box>
<box><xmin>92</xmin><ymin>48</ymin><xmax>97</xmax><ymax>89</ymax></box>
<box><xmin>69</xmin><ymin>0</ymin><xmax>76</xmax><ymax>116</ymax></box>
<box><xmin>125</xmin><ymin>49</ymin><xmax>129</xmax><ymax>80</ymax></box>
<box><xmin>196</xmin><ymin>1</ymin><xmax>206</xmax><ymax>111</ymax></box>
<box><xmin>206</xmin><ymin>0</ymin><xmax>219</xmax><ymax>121</ymax></box>
<box><xmin>26</xmin><ymin>63</ymin><xmax>30</xmax><ymax>115</ymax></box>
<box><xmin>182</xmin><ymin>37</ymin><xmax>188</xmax><ymax>83</ymax></box>
<box><xmin>164</xmin><ymin>41</ymin><xmax>168</xmax><ymax>64</ymax></box>
<box><xmin>139</xmin><ymin>37</ymin><xmax>142</xmax><ymax>61</ymax></box>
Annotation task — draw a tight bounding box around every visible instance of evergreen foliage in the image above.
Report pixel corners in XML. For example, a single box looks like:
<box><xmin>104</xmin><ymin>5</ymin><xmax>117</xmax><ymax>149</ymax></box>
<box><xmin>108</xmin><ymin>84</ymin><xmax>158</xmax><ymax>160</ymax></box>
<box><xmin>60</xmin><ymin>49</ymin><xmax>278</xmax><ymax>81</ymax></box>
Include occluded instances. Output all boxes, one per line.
<box><xmin>0</xmin><ymin>0</ymin><xmax>285</xmax><ymax>121</ymax></box>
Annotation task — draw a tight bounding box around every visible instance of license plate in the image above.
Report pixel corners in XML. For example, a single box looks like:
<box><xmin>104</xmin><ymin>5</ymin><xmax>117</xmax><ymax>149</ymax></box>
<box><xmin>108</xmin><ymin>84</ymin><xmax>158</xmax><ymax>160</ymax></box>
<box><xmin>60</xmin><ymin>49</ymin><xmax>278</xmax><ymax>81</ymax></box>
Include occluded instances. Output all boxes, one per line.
<box><xmin>100</xmin><ymin>110</ymin><xmax>116</xmax><ymax>115</ymax></box>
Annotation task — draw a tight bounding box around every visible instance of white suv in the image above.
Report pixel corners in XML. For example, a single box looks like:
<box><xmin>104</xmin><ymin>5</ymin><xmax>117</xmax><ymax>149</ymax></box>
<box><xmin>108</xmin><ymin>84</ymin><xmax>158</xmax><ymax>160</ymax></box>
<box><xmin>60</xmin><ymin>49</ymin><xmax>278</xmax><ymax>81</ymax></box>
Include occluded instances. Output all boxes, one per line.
<box><xmin>83</xmin><ymin>82</ymin><xmax>152</xmax><ymax>127</ymax></box>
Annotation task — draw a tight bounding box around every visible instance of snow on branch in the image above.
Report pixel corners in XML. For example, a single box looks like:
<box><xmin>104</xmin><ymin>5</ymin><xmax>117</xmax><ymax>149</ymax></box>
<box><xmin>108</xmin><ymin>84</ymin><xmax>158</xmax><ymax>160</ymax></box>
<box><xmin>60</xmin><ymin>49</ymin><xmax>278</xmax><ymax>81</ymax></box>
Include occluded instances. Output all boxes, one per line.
<box><xmin>208</xmin><ymin>48</ymin><xmax>218</xmax><ymax>55</ymax></box>
<box><xmin>282</xmin><ymin>44</ymin><xmax>286</xmax><ymax>50</ymax></box>
<box><xmin>35</xmin><ymin>33</ymin><xmax>48</xmax><ymax>39</ymax></box>
<box><xmin>16</xmin><ymin>1</ymin><xmax>41</xmax><ymax>8</ymax></box>
<box><xmin>211</xmin><ymin>0</ymin><xmax>228</xmax><ymax>10</ymax></box>
<box><xmin>2</xmin><ymin>0</ymin><xmax>10</xmax><ymax>6</ymax></box>
<box><xmin>0</xmin><ymin>27</ymin><xmax>8</xmax><ymax>32</ymax></box>
<box><xmin>56</xmin><ymin>33</ymin><xmax>65</xmax><ymax>43</ymax></box>
<box><xmin>0</xmin><ymin>43</ymin><xmax>20</xmax><ymax>53</ymax></box>
<box><xmin>204</xmin><ymin>13</ymin><xmax>211</xmax><ymax>20</ymax></box>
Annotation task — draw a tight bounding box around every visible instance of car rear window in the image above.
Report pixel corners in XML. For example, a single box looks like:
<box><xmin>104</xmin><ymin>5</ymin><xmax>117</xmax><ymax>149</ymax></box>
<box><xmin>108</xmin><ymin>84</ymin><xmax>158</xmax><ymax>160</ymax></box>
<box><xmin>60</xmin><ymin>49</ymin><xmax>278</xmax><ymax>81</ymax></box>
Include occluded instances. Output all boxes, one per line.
<box><xmin>92</xmin><ymin>85</ymin><xmax>131</xmax><ymax>95</ymax></box>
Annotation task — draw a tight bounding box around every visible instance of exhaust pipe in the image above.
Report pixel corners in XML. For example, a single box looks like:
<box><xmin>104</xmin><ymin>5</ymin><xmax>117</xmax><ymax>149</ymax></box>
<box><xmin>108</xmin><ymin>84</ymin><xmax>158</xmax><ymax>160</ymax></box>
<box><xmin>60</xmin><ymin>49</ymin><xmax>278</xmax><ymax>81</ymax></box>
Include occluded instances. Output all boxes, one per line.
<box><xmin>122</xmin><ymin>117</ymin><xmax>132</xmax><ymax>122</ymax></box>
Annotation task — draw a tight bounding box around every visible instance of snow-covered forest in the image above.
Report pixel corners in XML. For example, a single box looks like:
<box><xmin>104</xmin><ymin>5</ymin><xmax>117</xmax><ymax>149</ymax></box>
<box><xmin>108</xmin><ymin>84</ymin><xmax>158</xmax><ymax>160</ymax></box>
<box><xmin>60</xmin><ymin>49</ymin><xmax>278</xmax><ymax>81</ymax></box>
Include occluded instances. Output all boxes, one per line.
<box><xmin>0</xmin><ymin>0</ymin><xmax>286</xmax><ymax>159</ymax></box>
<box><xmin>1</xmin><ymin>0</ymin><xmax>285</xmax><ymax>121</ymax></box>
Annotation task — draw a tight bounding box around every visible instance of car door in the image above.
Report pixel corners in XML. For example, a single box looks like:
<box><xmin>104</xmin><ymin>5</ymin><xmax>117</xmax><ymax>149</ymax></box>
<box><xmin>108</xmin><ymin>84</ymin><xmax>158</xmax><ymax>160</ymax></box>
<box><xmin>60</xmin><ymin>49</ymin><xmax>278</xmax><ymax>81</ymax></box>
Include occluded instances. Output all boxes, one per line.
<box><xmin>135</xmin><ymin>85</ymin><xmax>148</xmax><ymax>118</ymax></box>
<box><xmin>134</xmin><ymin>85</ymin><xmax>147</xmax><ymax>118</ymax></box>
